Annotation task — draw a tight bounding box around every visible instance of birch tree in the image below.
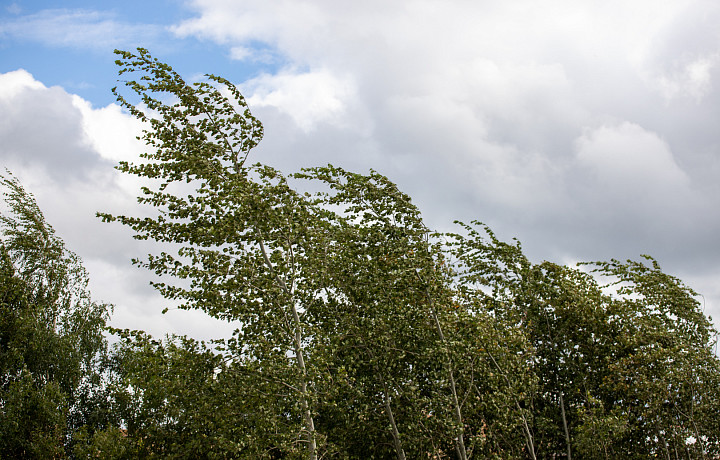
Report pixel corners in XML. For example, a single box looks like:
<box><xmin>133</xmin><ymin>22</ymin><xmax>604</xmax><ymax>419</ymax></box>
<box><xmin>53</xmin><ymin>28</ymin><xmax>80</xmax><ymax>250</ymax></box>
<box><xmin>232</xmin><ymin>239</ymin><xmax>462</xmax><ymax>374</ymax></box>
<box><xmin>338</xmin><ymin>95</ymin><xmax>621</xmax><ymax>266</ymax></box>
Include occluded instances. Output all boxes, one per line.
<box><xmin>100</xmin><ymin>48</ymin><xmax>331</xmax><ymax>458</ymax></box>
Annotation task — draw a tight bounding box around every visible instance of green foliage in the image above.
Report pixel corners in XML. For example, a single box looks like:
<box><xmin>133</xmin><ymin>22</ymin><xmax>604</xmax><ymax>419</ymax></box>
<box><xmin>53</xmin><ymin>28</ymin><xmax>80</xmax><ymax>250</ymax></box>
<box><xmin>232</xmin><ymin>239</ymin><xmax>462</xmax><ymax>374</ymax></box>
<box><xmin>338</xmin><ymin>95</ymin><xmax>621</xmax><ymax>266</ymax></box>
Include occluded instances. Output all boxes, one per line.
<box><xmin>2</xmin><ymin>47</ymin><xmax>718</xmax><ymax>459</ymax></box>
<box><xmin>95</xmin><ymin>48</ymin><xmax>720</xmax><ymax>459</ymax></box>
<box><xmin>449</xmin><ymin>222</ymin><xmax>720</xmax><ymax>458</ymax></box>
<box><xmin>0</xmin><ymin>172</ymin><xmax>111</xmax><ymax>457</ymax></box>
<box><xmin>583</xmin><ymin>257</ymin><xmax>720</xmax><ymax>457</ymax></box>
<box><xmin>102</xmin><ymin>48</ymin><xmax>341</xmax><ymax>458</ymax></box>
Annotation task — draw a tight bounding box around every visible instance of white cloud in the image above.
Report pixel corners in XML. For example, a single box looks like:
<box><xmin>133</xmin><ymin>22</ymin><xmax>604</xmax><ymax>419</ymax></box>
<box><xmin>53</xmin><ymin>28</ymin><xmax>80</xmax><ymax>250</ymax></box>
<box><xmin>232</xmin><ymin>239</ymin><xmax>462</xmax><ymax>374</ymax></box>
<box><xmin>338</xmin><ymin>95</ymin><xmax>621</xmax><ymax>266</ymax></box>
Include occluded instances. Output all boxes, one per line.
<box><xmin>0</xmin><ymin>69</ymin><xmax>232</xmax><ymax>341</ymax></box>
<box><xmin>171</xmin><ymin>0</ymin><xmax>328</xmax><ymax>46</ymax></box>
<box><xmin>574</xmin><ymin>122</ymin><xmax>689</xmax><ymax>191</ymax></box>
<box><xmin>0</xmin><ymin>69</ymin><xmax>45</xmax><ymax>97</ymax></box>
<box><xmin>171</xmin><ymin>1</ymin><xmax>720</xmax><ymax>281</ymax></box>
<box><xmin>652</xmin><ymin>55</ymin><xmax>719</xmax><ymax>101</ymax></box>
<box><xmin>6</xmin><ymin>1</ymin><xmax>720</xmax><ymax>331</ymax></box>
<box><xmin>229</xmin><ymin>46</ymin><xmax>252</xmax><ymax>61</ymax></box>
<box><xmin>86</xmin><ymin>258</ymin><xmax>236</xmax><ymax>340</ymax></box>
<box><xmin>563</xmin><ymin>121</ymin><xmax>712</xmax><ymax>278</ymax></box>
<box><xmin>0</xmin><ymin>69</ymin><xmax>130</xmax><ymax>253</ymax></box>
<box><xmin>245</xmin><ymin>69</ymin><xmax>359</xmax><ymax>132</ymax></box>
<box><xmin>71</xmin><ymin>96</ymin><xmax>146</xmax><ymax>164</ymax></box>
<box><xmin>176</xmin><ymin>5</ymin><xmax>716</xmax><ymax>182</ymax></box>
<box><xmin>632</xmin><ymin>0</ymin><xmax>720</xmax><ymax>102</ymax></box>
<box><xmin>569</xmin><ymin>121</ymin><xmax>700</xmax><ymax>237</ymax></box>
<box><xmin>171</xmin><ymin>0</ymin><xmax>711</xmax><ymax>157</ymax></box>
<box><xmin>0</xmin><ymin>70</ymin><xmax>108</xmax><ymax>182</ymax></box>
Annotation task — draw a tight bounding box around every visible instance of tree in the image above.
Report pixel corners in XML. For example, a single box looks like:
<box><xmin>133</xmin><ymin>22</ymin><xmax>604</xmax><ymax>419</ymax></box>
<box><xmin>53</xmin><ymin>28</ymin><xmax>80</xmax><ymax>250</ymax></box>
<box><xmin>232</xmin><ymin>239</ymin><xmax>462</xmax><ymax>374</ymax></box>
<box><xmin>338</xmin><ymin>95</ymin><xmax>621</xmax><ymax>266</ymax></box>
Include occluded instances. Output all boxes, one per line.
<box><xmin>100</xmin><ymin>48</ymin><xmax>720</xmax><ymax>459</ymax></box>
<box><xmin>298</xmin><ymin>165</ymin><xmax>455</xmax><ymax>458</ymax></box>
<box><xmin>0</xmin><ymin>172</ymin><xmax>111</xmax><ymax>457</ymax></box>
<box><xmin>101</xmin><ymin>48</ymin><xmax>339</xmax><ymax>458</ymax></box>
<box><xmin>448</xmin><ymin>221</ymin><xmax>720</xmax><ymax>458</ymax></box>
<box><xmin>99</xmin><ymin>330</ymin><xmax>252</xmax><ymax>458</ymax></box>
<box><xmin>583</xmin><ymin>257</ymin><xmax>720</xmax><ymax>457</ymax></box>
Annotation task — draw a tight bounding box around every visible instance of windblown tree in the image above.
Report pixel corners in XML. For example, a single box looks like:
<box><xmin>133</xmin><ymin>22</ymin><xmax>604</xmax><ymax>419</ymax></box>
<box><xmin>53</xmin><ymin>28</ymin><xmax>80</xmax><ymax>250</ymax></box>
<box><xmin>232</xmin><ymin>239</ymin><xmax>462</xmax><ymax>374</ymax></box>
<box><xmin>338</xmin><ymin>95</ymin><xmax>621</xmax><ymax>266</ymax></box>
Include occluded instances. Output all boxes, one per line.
<box><xmin>298</xmin><ymin>167</ymin><xmax>537</xmax><ymax>458</ymax></box>
<box><xmin>448</xmin><ymin>222</ymin><xmax>720</xmax><ymax>458</ymax></box>
<box><xmin>582</xmin><ymin>258</ymin><xmax>720</xmax><ymax>457</ymax></box>
<box><xmin>99</xmin><ymin>48</ymin><xmax>720</xmax><ymax>459</ymax></box>
<box><xmin>298</xmin><ymin>166</ymin><xmax>463</xmax><ymax>458</ymax></box>
<box><xmin>99</xmin><ymin>48</ymin><xmax>334</xmax><ymax>458</ymax></box>
<box><xmin>0</xmin><ymin>173</ymin><xmax>111</xmax><ymax>458</ymax></box>
<box><xmin>101</xmin><ymin>48</ymin><xmax>484</xmax><ymax>459</ymax></box>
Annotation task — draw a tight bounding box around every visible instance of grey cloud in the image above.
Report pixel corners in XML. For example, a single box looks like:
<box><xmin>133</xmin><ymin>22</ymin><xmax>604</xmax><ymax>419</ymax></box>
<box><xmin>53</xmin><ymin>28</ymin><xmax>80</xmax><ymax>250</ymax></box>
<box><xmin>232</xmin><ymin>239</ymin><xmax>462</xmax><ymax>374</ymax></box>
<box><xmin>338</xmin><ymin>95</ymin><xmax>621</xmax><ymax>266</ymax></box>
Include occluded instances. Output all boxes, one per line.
<box><xmin>5</xmin><ymin>1</ymin><xmax>720</xmax><ymax>335</ymax></box>
<box><xmin>176</xmin><ymin>1</ymin><xmax>720</xmax><ymax>323</ymax></box>
<box><xmin>0</xmin><ymin>82</ymin><xmax>114</xmax><ymax>182</ymax></box>
<box><xmin>0</xmin><ymin>71</ymin><xmax>196</xmax><ymax>337</ymax></box>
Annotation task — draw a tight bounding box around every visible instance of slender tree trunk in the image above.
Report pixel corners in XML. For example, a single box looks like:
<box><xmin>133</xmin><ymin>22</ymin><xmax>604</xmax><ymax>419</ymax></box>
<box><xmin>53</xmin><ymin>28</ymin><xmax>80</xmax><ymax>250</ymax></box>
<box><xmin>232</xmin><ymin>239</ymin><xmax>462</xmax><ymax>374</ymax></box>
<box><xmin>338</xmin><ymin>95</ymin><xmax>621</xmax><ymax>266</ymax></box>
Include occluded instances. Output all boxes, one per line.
<box><xmin>659</xmin><ymin>431</ymin><xmax>672</xmax><ymax>460</ymax></box>
<box><xmin>419</xmin><ymin>274</ymin><xmax>469</xmax><ymax>460</ymax></box>
<box><xmin>559</xmin><ymin>392</ymin><xmax>571</xmax><ymax>460</ymax></box>
<box><xmin>352</xmin><ymin>314</ymin><xmax>406</xmax><ymax>460</ymax></box>
<box><xmin>259</xmin><ymin>238</ymin><xmax>318</xmax><ymax>459</ymax></box>
<box><xmin>429</xmin><ymin>306</ymin><xmax>468</xmax><ymax>460</ymax></box>
<box><xmin>517</xmin><ymin>401</ymin><xmax>537</xmax><ymax>460</ymax></box>
<box><xmin>485</xmin><ymin>351</ymin><xmax>536</xmax><ymax>460</ymax></box>
<box><xmin>290</xmin><ymin>300</ymin><xmax>318</xmax><ymax>459</ymax></box>
<box><xmin>382</xmin><ymin>378</ymin><xmax>407</xmax><ymax>460</ymax></box>
<box><xmin>688</xmin><ymin>389</ymin><xmax>709</xmax><ymax>460</ymax></box>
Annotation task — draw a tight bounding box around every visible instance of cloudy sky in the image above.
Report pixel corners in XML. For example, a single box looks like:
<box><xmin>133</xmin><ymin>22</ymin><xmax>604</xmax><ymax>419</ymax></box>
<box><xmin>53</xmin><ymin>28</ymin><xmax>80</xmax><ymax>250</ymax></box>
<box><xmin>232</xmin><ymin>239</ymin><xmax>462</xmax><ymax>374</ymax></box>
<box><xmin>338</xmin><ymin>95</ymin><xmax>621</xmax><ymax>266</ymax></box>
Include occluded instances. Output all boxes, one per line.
<box><xmin>2</xmin><ymin>0</ymin><xmax>720</xmax><ymax>339</ymax></box>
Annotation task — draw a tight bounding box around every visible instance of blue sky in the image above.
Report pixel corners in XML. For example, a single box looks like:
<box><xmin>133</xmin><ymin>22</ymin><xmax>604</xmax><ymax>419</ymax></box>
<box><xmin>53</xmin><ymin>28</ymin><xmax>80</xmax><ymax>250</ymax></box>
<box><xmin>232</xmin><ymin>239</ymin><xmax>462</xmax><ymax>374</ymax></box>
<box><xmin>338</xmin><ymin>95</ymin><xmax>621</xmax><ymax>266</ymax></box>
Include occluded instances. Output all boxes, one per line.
<box><xmin>0</xmin><ymin>1</ymin><xmax>279</xmax><ymax>106</ymax></box>
<box><xmin>2</xmin><ymin>0</ymin><xmax>720</xmax><ymax>338</ymax></box>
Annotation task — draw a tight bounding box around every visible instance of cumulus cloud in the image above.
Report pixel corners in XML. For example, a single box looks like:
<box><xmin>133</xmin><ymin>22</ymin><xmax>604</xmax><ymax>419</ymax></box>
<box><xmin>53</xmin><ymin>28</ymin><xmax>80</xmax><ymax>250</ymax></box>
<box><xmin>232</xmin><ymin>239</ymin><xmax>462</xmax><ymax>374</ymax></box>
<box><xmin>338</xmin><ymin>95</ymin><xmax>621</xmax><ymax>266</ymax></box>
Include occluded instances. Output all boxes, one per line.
<box><xmin>171</xmin><ymin>0</ymin><xmax>705</xmax><ymax>168</ymax></box>
<box><xmin>0</xmin><ymin>69</ymin><xmax>233</xmax><ymax>341</ymax></box>
<box><xmin>71</xmin><ymin>96</ymin><xmax>146</xmax><ymax>164</ymax></box>
<box><xmin>567</xmin><ymin>122</ymin><xmax>703</xmax><ymax>247</ymax></box>
<box><xmin>574</xmin><ymin>122</ymin><xmax>689</xmax><ymax>194</ymax></box>
<box><xmin>0</xmin><ymin>69</ymin><xmax>133</xmax><ymax>264</ymax></box>
<box><xmin>4</xmin><ymin>1</ymin><xmax>720</xmax><ymax>330</ymax></box>
<box><xmin>0</xmin><ymin>69</ymin><xmax>44</xmax><ymax>94</ymax></box>
<box><xmin>173</xmin><ymin>0</ymin><xmax>720</xmax><ymax>226</ymax></box>
<box><xmin>244</xmin><ymin>69</ymin><xmax>359</xmax><ymax>132</ymax></box>
<box><xmin>168</xmin><ymin>0</ymin><xmax>720</xmax><ymax>324</ymax></box>
<box><xmin>0</xmin><ymin>69</ymin><xmax>112</xmax><ymax>182</ymax></box>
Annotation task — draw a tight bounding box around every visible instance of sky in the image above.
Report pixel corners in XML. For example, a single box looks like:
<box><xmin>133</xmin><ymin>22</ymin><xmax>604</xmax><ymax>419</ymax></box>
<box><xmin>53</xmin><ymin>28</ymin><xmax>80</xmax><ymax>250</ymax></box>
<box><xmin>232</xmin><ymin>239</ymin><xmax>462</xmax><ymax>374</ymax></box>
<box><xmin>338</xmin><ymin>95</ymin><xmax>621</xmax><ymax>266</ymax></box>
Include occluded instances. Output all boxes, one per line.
<box><xmin>2</xmin><ymin>0</ymin><xmax>720</xmax><ymax>340</ymax></box>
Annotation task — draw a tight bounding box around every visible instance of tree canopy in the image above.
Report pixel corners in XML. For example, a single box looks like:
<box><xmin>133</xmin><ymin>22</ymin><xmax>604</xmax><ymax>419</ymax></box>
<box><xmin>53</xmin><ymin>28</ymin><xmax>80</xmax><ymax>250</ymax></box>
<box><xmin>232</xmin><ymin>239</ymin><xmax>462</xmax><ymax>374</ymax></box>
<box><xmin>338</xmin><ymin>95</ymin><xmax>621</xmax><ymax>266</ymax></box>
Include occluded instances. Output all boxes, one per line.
<box><xmin>0</xmin><ymin>172</ymin><xmax>111</xmax><ymax>458</ymax></box>
<box><xmin>2</xmin><ymin>48</ymin><xmax>719</xmax><ymax>459</ymax></box>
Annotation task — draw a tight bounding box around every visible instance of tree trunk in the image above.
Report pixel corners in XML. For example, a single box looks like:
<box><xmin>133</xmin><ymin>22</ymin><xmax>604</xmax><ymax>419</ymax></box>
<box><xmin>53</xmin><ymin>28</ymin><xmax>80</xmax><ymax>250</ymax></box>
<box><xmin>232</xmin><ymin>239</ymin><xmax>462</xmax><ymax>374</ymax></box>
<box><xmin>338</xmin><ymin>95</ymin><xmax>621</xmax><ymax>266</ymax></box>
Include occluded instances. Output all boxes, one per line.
<box><xmin>429</xmin><ymin>306</ymin><xmax>468</xmax><ymax>460</ymax></box>
<box><xmin>382</xmin><ymin>379</ymin><xmax>407</xmax><ymax>460</ymax></box>
<box><xmin>517</xmin><ymin>401</ymin><xmax>537</xmax><ymax>460</ymax></box>
<box><xmin>485</xmin><ymin>351</ymin><xmax>536</xmax><ymax>460</ymax></box>
<box><xmin>259</xmin><ymin>238</ymin><xmax>318</xmax><ymax>459</ymax></box>
<box><xmin>559</xmin><ymin>392</ymin><xmax>571</xmax><ymax>460</ymax></box>
<box><xmin>290</xmin><ymin>300</ymin><xmax>318</xmax><ymax>459</ymax></box>
<box><xmin>419</xmin><ymin>273</ymin><xmax>469</xmax><ymax>460</ymax></box>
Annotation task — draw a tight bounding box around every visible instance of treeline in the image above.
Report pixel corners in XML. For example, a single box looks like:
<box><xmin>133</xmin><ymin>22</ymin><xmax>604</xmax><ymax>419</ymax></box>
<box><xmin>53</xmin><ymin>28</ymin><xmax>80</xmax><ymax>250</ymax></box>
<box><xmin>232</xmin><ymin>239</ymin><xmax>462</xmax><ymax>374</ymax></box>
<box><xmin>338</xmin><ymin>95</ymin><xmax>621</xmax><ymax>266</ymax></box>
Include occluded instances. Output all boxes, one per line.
<box><xmin>1</xmin><ymin>48</ymin><xmax>719</xmax><ymax>459</ymax></box>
